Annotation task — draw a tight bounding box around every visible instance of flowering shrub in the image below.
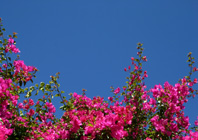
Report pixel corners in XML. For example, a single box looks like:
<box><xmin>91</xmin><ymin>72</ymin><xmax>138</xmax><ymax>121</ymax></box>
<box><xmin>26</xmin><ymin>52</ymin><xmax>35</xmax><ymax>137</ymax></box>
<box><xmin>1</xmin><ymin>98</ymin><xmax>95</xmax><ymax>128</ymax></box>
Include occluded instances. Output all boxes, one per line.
<box><xmin>0</xmin><ymin>18</ymin><xmax>198</xmax><ymax>139</ymax></box>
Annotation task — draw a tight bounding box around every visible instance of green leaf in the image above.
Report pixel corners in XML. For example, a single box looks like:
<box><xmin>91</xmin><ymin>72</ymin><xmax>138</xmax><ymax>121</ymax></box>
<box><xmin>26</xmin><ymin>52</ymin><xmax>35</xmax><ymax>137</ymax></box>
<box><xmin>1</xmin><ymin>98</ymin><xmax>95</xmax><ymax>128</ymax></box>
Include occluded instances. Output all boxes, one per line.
<box><xmin>25</xmin><ymin>91</ymin><xmax>31</xmax><ymax>98</ymax></box>
<box><xmin>20</xmin><ymin>110</ymin><xmax>23</xmax><ymax>116</ymax></box>
<box><xmin>8</xmin><ymin>57</ymin><xmax>11</xmax><ymax>61</ymax></box>
<box><xmin>38</xmin><ymin>98</ymin><xmax>43</xmax><ymax>102</ymax></box>
<box><xmin>35</xmin><ymin>90</ymin><xmax>39</xmax><ymax>95</ymax></box>
<box><xmin>60</xmin><ymin>106</ymin><xmax>64</xmax><ymax>110</ymax></box>
<box><xmin>19</xmin><ymin>81</ymin><xmax>22</xmax><ymax>87</ymax></box>
<box><xmin>24</xmin><ymin>87</ymin><xmax>28</xmax><ymax>91</ymax></box>
<box><xmin>24</xmin><ymin>81</ymin><xmax>26</xmax><ymax>86</ymax></box>
<box><xmin>55</xmin><ymin>94</ymin><xmax>60</xmax><ymax>97</ymax></box>
<box><xmin>40</xmin><ymin>82</ymin><xmax>45</xmax><ymax>87</ymax></box>
<box><xmin>29</xmin><ymin>86</ymin><xmax>35</xmax><ymax>91</ymax></box>
<box><xmin>48</xmin><ymin>98</ymin><xmax>51</xmax><ymax>103</ymax></box>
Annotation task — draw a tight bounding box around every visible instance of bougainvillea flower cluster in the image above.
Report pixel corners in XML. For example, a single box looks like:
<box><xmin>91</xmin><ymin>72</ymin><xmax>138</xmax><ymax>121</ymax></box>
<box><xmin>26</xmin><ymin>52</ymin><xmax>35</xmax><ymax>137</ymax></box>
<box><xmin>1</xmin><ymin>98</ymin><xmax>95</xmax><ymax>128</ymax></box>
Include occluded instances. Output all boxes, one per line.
<box><xmin>0</xmin><ymin>18</ymin><xmax>198</xmax><ymax>139</ymax></box>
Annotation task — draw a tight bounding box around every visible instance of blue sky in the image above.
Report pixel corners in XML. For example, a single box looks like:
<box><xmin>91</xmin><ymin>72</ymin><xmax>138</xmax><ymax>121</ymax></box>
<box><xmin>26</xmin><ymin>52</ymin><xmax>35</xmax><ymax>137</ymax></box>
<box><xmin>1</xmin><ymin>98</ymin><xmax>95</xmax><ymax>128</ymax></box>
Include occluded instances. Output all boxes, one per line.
<box><xmin>1</xmin><ymin>0</ymin><xmax>198</xmax><ymax>126</ymax></box>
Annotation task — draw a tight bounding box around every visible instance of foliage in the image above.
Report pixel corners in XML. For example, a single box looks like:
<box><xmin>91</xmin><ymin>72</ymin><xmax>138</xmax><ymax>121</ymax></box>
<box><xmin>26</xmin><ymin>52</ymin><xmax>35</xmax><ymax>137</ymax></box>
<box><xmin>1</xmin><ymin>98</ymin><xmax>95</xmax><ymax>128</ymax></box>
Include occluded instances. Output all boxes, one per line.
<box><xmin>0</xmin><ymin>18</ymin><xmax>198</xmax><ymax>140</ymax></box>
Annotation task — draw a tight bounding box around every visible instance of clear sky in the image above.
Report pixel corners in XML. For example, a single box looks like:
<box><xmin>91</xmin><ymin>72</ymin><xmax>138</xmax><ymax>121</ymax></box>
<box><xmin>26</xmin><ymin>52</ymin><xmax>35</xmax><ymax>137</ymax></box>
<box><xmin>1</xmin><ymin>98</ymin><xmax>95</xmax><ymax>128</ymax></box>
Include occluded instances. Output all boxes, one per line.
<box><xmin>1</xmin><ymin>0</ymin><xmax>198</xmax><ymax>126</ymax></box>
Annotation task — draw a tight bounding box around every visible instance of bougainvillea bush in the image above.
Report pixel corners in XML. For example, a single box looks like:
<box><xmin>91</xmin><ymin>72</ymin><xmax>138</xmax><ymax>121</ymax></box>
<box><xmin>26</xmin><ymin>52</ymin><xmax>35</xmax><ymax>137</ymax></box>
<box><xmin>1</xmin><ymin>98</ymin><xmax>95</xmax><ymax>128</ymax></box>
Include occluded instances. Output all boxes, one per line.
<box><xmin>0</xmin><ymin>18</ymin><xmax>198</xmax><ymax>140</ymax></box>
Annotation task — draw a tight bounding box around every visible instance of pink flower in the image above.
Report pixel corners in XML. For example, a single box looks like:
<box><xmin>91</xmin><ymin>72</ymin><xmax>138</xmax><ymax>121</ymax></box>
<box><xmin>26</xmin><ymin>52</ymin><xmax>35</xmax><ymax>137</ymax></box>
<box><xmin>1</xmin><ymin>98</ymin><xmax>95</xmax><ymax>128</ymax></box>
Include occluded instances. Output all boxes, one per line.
<box><xmin>193</xmin><ymin>67</ymin><xmax>198</xmax><ymax>71</ymax></box>
<box><xmin>142</xmin><ymin>56</ymin><xmax>147</xmax><ymax>61</ymax></box>
<box><xmin>149</xmin><ymin>98</ymin><xmax>156</xmax><ymax>105</ymax></box>
<box><xmin>128</xmin><ymin>66</ymin><xmax>131</xmax><ymax>70</ymax></box>
<box><xmin>0</xmin><ymin>130</ymin><xmax>6</xmax><ymax>140</ymax></box>
<box><xmin>70</xmin><ymin>116</ymin><xmax>82</xmax><ymax>133</ymax></box>
<box><xmin>25</xmin><ymin>77</ymin><xmax>31</xmax><ymax>82</ymax></box>
<box><xmin>131</xmin><ymin>57</ymin><xmax>135</xmax><ymax>61</ymax></box>
<box><xmin>193</xmin><ymin>78</ymin><xmax>197</xmax><ymax>84</ymax></box>
<box><xmin>18</xmin><ymin>103</ymin><xmax>23</xmax><ymax>108</ymax></box>
<box><xmin>108</xmin><ymin>97</ymin><xmax>113</xmax><ymax>102</ymax></box>
<box><xmin>146</xmin><ymin>138</ymin><xmax>152</xmax><ymax>140</ymax></box>
<box><xmin>150</xmin><ymin>115</ymin><xmax>159</xmax><ymax>123</ymax></box>
<box><xmin>188</xmin><ymin>82</ymin><xmax>194</xmax><ymax>86</ymax></box>
<box><xmin>46</xmin><ymin>102</ymin><xmax>56</xmax><ymax>113</ymax></box>
<box><xmin>29</xmin><ymin>99</ymin><xmax>34</xmax><ymax>106</ymax></box>
<box><xmin>28</xmin><ymin>109</ymin><xmax>35</xmax><ymax>116</ymax></box>
<box><xmin>73</xmin><ymin>92</ymin><xmax>78</xmax><ymax>98</ymax></box>
<box><xmin>195</xmin><ymin>120</ymin><xmax>198</xmax><ymax>126</ymax></box>
<box><xmin>2</xmin><ymin>64</ymin><xmax>7</xmax><ymax>68</ymax></box>
<box><xmin>12</xmin><ymin>100</ymin><xmax>17</xmax><ymax>106</ymax></box>
<box><xmin>84</xmin><ymin>126</ymin><xmax>94</xmax><ymax>135</ymax></box>
<box><xmin>8</xmin><ymin>37</ymin><xmax>14</xmax><ymax>44</ymax></box>
<box><xmin>111</xmin><ymin>125</ymin><xmax>128</xmax><ymax>140</ymax></box>
<box><xmin>114</xmin><ymin>87</ymin><xmax>120</xmax><ymax>94</ymax></box>
<box><xmin>24</xmin><ymin>104</ymin><xmax>30</xmax><ymax>110</ymax></box>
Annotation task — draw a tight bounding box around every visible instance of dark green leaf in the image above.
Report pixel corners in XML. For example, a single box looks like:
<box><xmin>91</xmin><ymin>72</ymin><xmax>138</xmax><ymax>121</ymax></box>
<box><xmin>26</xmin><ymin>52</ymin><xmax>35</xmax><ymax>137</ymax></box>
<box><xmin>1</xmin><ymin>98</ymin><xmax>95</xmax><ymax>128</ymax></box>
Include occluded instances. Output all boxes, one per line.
<box><xmin>55</xmin><ymin>94</ymin><xmax>60</xmax><ymax>97</ymax></box>
<box><xmin>19</xmin><ymin>81</ymin><xmax>22</xmax><ymax>87</ymax></box>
